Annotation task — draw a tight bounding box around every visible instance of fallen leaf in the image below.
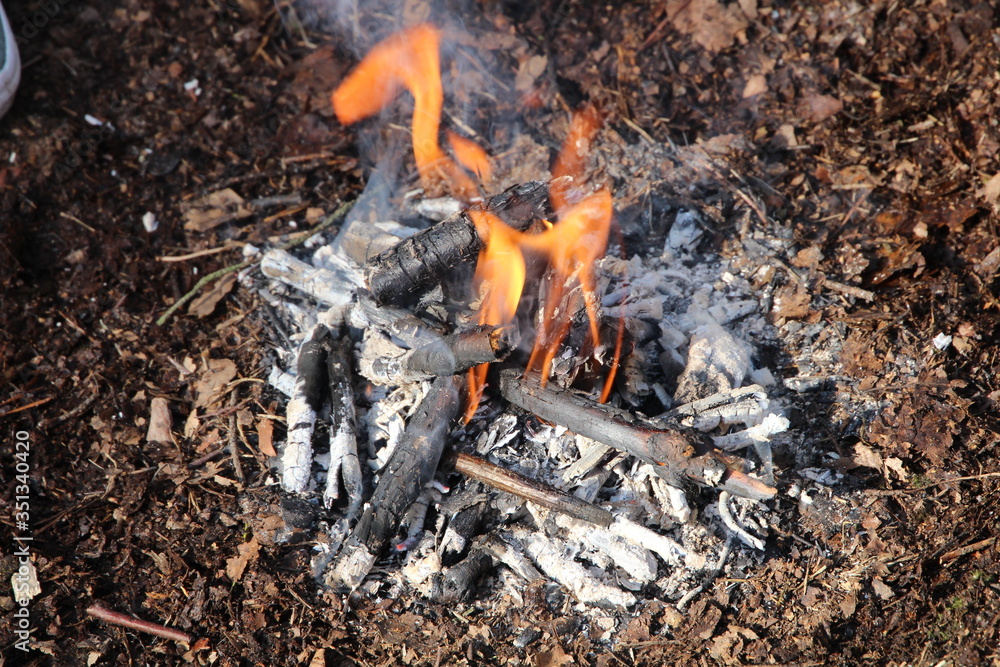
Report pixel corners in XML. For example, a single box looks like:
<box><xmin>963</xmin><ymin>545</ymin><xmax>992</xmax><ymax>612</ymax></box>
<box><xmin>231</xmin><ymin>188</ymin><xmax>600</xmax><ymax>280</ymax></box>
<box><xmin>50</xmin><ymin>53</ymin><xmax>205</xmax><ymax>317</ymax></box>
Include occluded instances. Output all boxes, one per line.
<box><xmin>840</xmin><ymin>593</ymin><xmax>857</xmax><ymax>617</ymax></box>
<box><xmin>187</xmin><ymin>272</ymin><xmax>236</xmax><ymax>318</ymax></box>
<box><xmin>184</xmin><ymin>189</ymin><xmax>252</xmax><ymax>232</ymax></box>
<box><xmin>853</xmin><ymin>443</ymin><xmax>883</xmax><ymax>471</ymax></box>
<box><xmin>532</xmin><ymin>645</ymin><xmax>575</xmax><ymax>667</ymax></box>
<box><xmin>872</xmin><ymin>578</ymin><xmax>894</xmax><ymax>600</ymax></box>
<box><xmin>192</xmin><ymin>358</ymin><xmax>238</xmax><ymax>408</ymax></box>
<box><xmin>146</xmin><ymin>397</ymin><xmax>175</xmax><ymax>444</ymax></box>
<box><xmin>515</xmin><ymin>55</ymin><xmax>548</xmax><ymax>92</ymax></box>
<box><xmin>742</xmin><ymin>73</ymin><xmax>768</xmax><ymax>98</ymax></box>
<box><xmin>225</xmin><ymin>537</ymin><xmax>260</xmax><ymax>582</ymax></box>
<box><xmin>978</xmin><ymin>172</ymin><xmax>1000</xmax><ymax>207</ymax></box>
<box><xmin>256</xmin><ymin>418</ymin><xmax>276</xmax><ymax>457</ymax></box>
<box><xmin>666</xmin><ymin>0</ymin><xmax>749</xmax><ymax>52</ymax></box>
<box><xmin>800</xmin><ymin>92</ymin><xmax>843</xmax><ymax>123</ymax></box>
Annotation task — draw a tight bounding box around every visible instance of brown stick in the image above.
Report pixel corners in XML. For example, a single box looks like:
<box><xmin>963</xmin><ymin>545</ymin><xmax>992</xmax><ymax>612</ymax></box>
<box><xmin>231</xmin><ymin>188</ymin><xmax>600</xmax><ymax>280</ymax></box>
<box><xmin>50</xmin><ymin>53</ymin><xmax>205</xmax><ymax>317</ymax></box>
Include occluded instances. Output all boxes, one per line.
<box><xmin>86</xmin><ymin>604</ymin><xmax>193</xmax><ymax>644</ymax></box>
<box><xmin>497</xmin><ymin>369</ymin><xmax>777</xmax><ymax>501</ymax></box>
<box><xmin>364</xmin><ymin>181</ymin><xmax>550</xmax><ymax>306</ymax></box>
<box><xmin>448</xmin><ymin>452</ymin><xmax>614</xmax><ymax>527</ymax></box>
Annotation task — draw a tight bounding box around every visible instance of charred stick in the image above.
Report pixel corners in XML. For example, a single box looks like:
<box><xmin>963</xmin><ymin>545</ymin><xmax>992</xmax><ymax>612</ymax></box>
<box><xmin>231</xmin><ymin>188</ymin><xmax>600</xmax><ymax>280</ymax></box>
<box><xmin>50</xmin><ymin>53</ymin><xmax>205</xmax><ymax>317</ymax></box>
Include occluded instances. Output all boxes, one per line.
<box><xmin>324</xmin><ymin>330</ymin><xmax>362</xmax><ymax>515</ymax></box>
<box><xmin>365</xmin><ymin>181</ymin><xmax>550</xmax><ymax>306</ymax></box>
<box><xmin>369</xmin><ymin>324</ymin><xmax>519</xmax><ymax>384</ymax></box>
<box><xmin>449</xmin><ymin>452</ymin><xmax>698</xmax><ymax>567</ymax></box>
<box><xmin>281</xmin><ymin>325</ymin><xmax>329</xmax><ymax>495</ymax></box>
<box><xmin>355</xmin><ymin>289</ymin><xmax>445</xmax><ymax>348</ymax></box>
<box><xmin>497</xmin><ymin>369</ymin><xmax>777</xmax><ymax>502</ymax></box>
<box><xmin>325</xmin><ymin>375</ymin><xmax>462</xmax><ymax>591</ymax></box>
<box><xmin>86</xmin><ymin>604</ymin><xmax>193</xmax><ymax>644</ymax></box>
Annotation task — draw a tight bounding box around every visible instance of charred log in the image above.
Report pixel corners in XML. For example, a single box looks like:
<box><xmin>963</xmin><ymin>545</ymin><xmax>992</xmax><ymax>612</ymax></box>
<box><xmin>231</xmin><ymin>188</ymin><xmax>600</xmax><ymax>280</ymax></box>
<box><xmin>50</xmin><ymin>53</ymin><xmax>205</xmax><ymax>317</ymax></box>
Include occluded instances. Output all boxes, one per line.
<box><xmin>281</xmin><ymin>325</ymin><xmax>329</xmax><ymax>495</ymax></box>
<box><xmin>368</xmin><ymin>324</ymin><xmax>518</xmax><ymax>384</ymax></box>
<box><xmin>497</xmin><ymin>368</ymin><xmax>776</xmax><ymax>502</ymax></box>
<box><xmin>364</xmin><ymin>181</ymin><xmax>550</xmax><ymax>306</ymax></box>
<box><xmin>324</xmin><ymin>329</ymin><xmax>362</xmax><ymax>515</ymax></box>
<box><xmin>325</xmin><ymin>375</ymin><xmax>463</xmax><ymax>591</ymax></box>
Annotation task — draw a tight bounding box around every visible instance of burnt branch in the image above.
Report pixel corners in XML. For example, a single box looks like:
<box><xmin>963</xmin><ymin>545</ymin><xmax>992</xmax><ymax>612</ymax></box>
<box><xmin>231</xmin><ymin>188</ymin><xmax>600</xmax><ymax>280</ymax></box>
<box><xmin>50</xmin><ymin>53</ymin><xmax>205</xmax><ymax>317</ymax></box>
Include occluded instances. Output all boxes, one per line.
<box><xmin>325</xmin><ymin>375</ymin><xmax>463</xmax><ymax>591</ymax></box>
<box><xmin>365</xmin><ymin>181</ymin><xmax>550</xmax><ymax>306</ymax></box>
<box><xmin>324</xmin><ymin>329</ymin><xmax>362</xmax><ymax>515</ymax></box>
<box><xmin>497</xmin><ymin>369</ymin><xmax>776</xmax><ymax>502</ymax></box>
<box><xmin>281</xmin><ymin>325</ymin><xmax>329</xmax><ymax>494</ymax></box>
<box><xmin>369</xmin><ymin>324</ymin><xmax>519</xmax><ymax>384</ymax></box>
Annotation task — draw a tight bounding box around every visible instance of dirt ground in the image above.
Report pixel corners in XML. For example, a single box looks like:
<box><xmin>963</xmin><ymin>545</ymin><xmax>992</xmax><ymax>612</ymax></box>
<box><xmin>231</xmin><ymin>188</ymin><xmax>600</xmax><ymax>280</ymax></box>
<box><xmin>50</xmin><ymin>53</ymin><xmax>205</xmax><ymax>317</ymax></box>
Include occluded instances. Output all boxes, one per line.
<box><xmin>2</xmin><ymin>0</ymin><xmax>1000</xmax><ymax>665</ymax></box>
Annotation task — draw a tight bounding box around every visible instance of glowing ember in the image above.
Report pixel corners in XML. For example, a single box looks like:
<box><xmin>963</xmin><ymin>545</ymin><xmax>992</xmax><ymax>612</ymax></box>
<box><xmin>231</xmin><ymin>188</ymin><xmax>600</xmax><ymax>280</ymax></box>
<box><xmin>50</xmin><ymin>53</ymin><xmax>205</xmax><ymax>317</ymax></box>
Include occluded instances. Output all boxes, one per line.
<box><xmin>331</xmin><ymin>24</ymin><xmax>486</xmax><ymax>200</ymax></box>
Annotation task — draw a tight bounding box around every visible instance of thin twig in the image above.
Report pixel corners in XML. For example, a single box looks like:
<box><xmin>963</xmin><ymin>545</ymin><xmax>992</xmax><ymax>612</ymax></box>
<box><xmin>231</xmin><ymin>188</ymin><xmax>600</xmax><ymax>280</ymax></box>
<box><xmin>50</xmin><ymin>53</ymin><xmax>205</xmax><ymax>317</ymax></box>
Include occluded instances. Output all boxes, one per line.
<box><xmin>86</xmin><ymin>604</ymin><xmax>193</xmax><ymax>644</ymax></box>
<box><xmin>156</xmin><ymin>201</ymin><xmax>354</xmax><ymax>325</ymax></box>
<box><xmin>0</xmin><ymin>396</ymin><xmax>54</xmax><ymax>419</ymax></box>
<box><xmin>866</xmin><ymin>471</ymin><xmax>1000</xmax><ymax>496</ymax></box>
<box><xmin>227</xmin><ymin>388</ymin><xmax>245</xmax><ymax>484</ymax></box>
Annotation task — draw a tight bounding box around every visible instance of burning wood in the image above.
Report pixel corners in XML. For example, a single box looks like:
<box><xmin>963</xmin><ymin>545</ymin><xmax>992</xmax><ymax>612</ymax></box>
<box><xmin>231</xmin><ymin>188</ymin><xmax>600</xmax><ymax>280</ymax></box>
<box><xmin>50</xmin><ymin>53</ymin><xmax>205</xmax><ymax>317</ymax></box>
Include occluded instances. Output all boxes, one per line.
<box><xmin>497</xmin><ymin>368</ymin><xmax>777</xmax><ymax>502</ymax></box>
<box><xmin>364</xmin><ymin>180</ymin><xmax>550</xmax><ymax>306</ymax></box>
<box><xmin>250</xmin><ymin>19</ymin><xmax>802</xmax><ymax>612</ymax></box>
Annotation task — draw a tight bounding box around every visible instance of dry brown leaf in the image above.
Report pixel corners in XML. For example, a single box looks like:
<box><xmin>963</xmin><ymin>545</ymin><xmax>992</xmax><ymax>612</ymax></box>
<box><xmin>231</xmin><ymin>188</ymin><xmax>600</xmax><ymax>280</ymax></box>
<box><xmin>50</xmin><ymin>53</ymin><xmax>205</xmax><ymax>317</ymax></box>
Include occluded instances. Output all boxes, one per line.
<box><xmin>256</xmin><ymin>418</ymin><xmax>276</xmax><ymax>457</ymax></box>
<box><xmin>225</xmin><ymin>537</ymin><xmax>260</xmax><ymax>582</ymax></box>
<box><xmin>532</xmin><ymin>645</ymin><xmax>575</xmax><ymax>667</ymax></box>
<box><xmin>666</xmin><ymin>0</ymin><xmax>749</xmax><ymax>52</ymax></box>
<box><xmin>515</xmin><ymin>55</ymin><xmax>548</xmax><ymax>92</ymax></box>
<box><xmin>184</xmin><ymin>189</ymin><xmax>251</xmax><ymax>232</ymax></box>
<box><xmin>187</xmin><ymin>272</ymin><xmax>236</xmax><ymax>318</ymax></box>
<box><xmin>791</xmin><ymin>245</ymin><xmax>823</xmax><ymax>271</ymax></box>
<box><xmin>193</xmin><ymin>358</ymin><xmax>238</xmax><ymax>408</ymax></box>
<box><xmin>978</xmin><ymin>172</ymin><xmax>1000</xmax><ymax>206</ymax></box>
<box><xmin>872</xmin><ymin>578</ymin><xmax>894</xmax><ymax>600</ymax></box>
<box><xmin>853</xmin><ymin>443</ymin><xmax>884</xmax><ymax>471</ymax></box>
<box><xmin>772</xmin><ymin>282</ymin><xmax>812</xmax><ymax>320</ymax></box>
<box><xmin>147</xmin><ymin>397</ymin><xmax>175</xmax><ymax>444</ymax></box>
<box><xmin>742</xmin><ymin>73</ymin><xmax>768</xmax><ymax>98</ymax></box>
<box><xmin>800</xmin><ymin>92</ymin><xmax>843</xmax><ymax>123</ymax></box>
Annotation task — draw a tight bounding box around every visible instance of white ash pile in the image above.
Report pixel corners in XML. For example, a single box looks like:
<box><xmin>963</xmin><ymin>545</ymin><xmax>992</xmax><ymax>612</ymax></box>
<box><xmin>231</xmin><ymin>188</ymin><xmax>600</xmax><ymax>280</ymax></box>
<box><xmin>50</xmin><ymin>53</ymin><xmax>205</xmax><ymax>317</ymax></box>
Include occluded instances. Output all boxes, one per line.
<box><xmin>248</xmin><ymin>165</ymin><xmax>792</xmax><ymax>610</ymax></box>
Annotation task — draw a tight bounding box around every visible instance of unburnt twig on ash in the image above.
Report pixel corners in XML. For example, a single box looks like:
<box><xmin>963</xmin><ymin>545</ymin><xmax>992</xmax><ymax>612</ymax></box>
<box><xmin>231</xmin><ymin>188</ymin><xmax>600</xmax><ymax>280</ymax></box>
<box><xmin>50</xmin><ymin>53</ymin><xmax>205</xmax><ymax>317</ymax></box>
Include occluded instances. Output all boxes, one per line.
<box><xmin>497</xmin><ymin>369</ymin><xmax>777</xmax><ymax>502</ymax></box>
<box><xmin>449</xmin><ymin>452</ymin><xmax>699</xmax><ymax>568</ymax></box>
<box><xmin>364</xmin><ymin>180</ymin><xmax>550</xmax><ymax>306</ymax></box>
<box><xmin>325</xmin><ymin>375</ymin><xmax>463</xmax><ymax>591</ymax></box>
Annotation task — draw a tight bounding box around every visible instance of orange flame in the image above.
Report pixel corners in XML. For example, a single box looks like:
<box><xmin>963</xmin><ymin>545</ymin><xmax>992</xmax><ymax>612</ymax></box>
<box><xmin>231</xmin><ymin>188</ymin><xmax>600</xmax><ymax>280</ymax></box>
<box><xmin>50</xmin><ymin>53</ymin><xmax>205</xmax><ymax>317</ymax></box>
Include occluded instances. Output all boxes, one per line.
<box><xmin>464</xmin><ymin>190</ymin><xmax>613</xmax><ymax>420</ymax></box>
<box><xmin>446</xmin><ymin>130</ymin><xmax>493</xmax><ymax>184</ymax></box>
<box><xmin>331</xmin><ymin>24</ymin><xmax>486</xmax><ymax>200</ymax></box>
<box><xmin>550</xmin><ymin>104</ymin><xmax>603</xmax><ymax>214</ymax></box>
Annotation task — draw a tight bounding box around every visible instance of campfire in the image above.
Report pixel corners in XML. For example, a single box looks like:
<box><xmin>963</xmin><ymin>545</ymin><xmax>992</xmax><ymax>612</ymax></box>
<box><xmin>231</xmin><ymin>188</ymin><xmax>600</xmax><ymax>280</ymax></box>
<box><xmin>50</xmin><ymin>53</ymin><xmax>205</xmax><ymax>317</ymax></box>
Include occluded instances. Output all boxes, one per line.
<box><xmin>253</xmin><ymin>21</ymin><xmax>787</xmax><ymax>608</ymax></box>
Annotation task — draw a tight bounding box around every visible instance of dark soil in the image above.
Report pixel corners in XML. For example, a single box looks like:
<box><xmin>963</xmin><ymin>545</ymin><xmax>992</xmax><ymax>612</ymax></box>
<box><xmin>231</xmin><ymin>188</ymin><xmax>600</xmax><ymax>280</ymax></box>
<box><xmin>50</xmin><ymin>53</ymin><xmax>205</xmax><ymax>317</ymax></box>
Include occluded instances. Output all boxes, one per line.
<box><xmin>2</xmin><ymin>0</ymin><xmax>999</xmax><ymax>665</ymax></box>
